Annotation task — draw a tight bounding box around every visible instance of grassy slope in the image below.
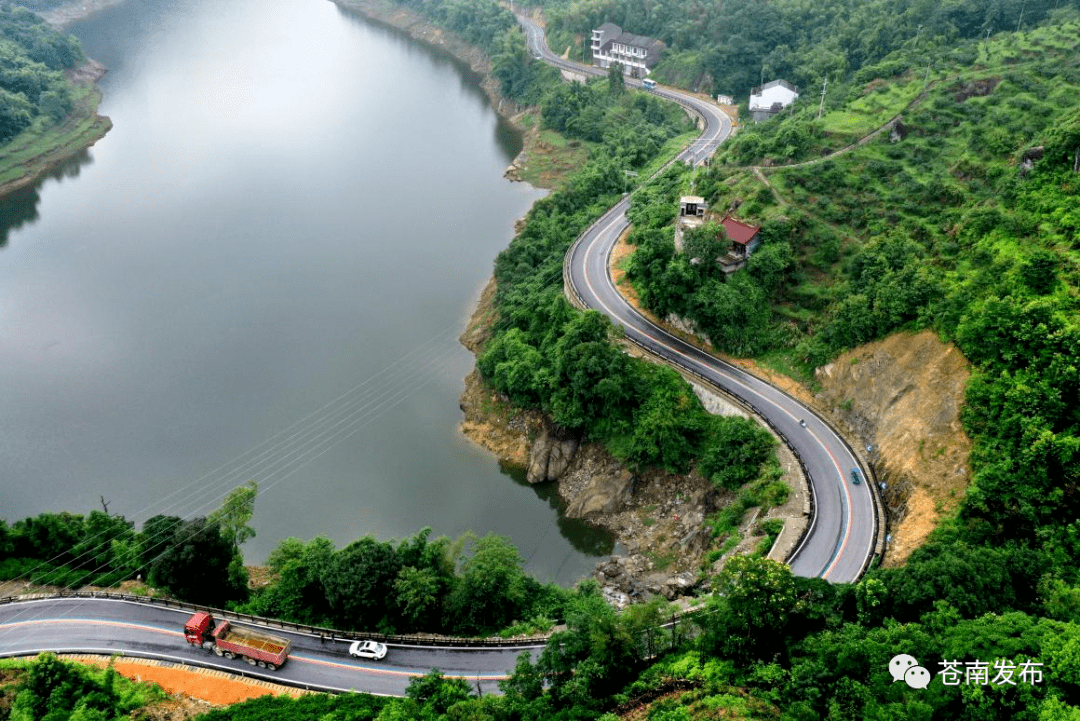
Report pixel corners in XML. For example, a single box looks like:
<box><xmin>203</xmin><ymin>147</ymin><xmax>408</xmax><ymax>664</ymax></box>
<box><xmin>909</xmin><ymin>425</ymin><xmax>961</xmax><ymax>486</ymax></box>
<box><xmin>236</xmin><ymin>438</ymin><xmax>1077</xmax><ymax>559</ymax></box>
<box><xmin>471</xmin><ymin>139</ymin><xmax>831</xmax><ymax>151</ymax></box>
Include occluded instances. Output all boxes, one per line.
<box><xmin>671</xmin><ymin>19</ymin><xmax>1080</xmax><ymax>378</ymax></box>
<box><xmin>0</xmin><ymin>74</ymin><xmax>112</xmax><ymax>195</ymax></box>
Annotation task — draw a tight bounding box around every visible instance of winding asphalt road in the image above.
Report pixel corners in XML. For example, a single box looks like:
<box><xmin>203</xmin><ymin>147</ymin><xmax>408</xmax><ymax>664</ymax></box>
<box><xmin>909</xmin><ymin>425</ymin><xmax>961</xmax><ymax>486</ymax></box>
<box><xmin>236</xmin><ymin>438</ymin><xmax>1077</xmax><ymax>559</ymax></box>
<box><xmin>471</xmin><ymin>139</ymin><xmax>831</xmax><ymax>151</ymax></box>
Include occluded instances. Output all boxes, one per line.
<box><xmin>0</xmin><ymin>597</ymin><xmax>534</xmax><ymax>695</ymax></box>
<box><xmin>520</xmin><ymin>15</ymin><xmax>880</xmax><ymax>583</ymax></box>
<box><xmin>0</xmin><ymin>16</ymin><xmax>879</xmax><ymax>698</ymax></box>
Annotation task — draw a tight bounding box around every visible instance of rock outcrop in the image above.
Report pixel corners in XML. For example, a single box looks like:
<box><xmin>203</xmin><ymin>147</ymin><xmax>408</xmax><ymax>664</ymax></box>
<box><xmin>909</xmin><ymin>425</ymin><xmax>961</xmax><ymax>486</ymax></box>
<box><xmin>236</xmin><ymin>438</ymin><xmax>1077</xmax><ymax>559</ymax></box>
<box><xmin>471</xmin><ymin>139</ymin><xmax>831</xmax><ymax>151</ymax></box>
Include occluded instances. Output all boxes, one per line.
<box><xmin>564</xmin><ymin>468</ymin><xmax>633</xmax><ymax>517</ymax></box>
<box><xmin>526</xmin><ymin>426</ymin><xmax>580</xmax><ymax>483</ymax></box>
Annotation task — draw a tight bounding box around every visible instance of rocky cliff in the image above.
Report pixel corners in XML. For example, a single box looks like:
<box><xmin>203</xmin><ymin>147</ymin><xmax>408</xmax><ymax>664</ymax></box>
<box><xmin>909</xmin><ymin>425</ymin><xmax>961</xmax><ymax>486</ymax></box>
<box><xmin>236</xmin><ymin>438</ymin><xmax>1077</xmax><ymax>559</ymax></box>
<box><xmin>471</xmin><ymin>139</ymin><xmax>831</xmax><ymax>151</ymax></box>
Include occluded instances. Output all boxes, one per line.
<box><xmin>459</xmin><ymin>277</ymin><xmax>813</xmax><ymax>604</ymax></box>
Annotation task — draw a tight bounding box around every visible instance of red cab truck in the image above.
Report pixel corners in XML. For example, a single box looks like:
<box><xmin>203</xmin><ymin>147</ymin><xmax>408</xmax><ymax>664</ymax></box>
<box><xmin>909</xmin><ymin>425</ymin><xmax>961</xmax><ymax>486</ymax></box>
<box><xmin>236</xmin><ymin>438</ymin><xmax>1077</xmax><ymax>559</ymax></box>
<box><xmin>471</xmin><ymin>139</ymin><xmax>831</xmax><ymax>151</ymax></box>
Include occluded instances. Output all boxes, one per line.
<box><xmin>184</xmin><ymin>612</ymin><xmax>290</xmax><ymax>670</ymax></box>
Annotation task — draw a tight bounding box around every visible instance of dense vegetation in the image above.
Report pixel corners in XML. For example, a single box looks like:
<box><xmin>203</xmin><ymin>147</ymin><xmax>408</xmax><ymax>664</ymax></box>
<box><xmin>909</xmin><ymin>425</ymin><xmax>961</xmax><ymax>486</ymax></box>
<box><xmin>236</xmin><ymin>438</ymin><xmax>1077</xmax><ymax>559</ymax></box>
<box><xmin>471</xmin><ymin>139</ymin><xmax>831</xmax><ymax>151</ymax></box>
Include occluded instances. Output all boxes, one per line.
<box><xmin>0</xmin><ymin>6</ymin><xmax>82</xmax><ymax>143</ymax></box>
<box><xmin>566</xmin><ymin>12</ymin><xmax>1080</xmax><ymax>720</ymax></box>
<box><xmin>476</xmin><ymin>71</ymin><xmax>781</xmax><ymax>487</ymax></box>
<box><xmin>5</xmin><ymin>0</ymin><xmax>1080</xmax><ymax>718</ymax></box>
<box><xmin>0</xmin><ymin>655</ymin><xmax>167</xmax><ymax>721</ymax></box>
<box><xmin>0</xmin><ymin>499</ymin><xmax>576</xmax><ymax>638</ymax></box>
<box><xmin>360</xmin><ymin>0</ymin><xmax>1080</xmax><ymax>717</ymax></box>
<box><xmin>0</xmin><ymin>484</ymin><xmax>256</xmax><ymax>608</ymax></box>
<box><xmin>534</xmin><ymin>0</ymin><xmax>1080</xmax><ymax>103</ymax></box>
<box><xmin>239</xmin><ymin>529</ymin><xmax>574</xmax><ymax>637</ymax></box>
<box><xmin>625</xmin><ymin>167</ymin><xmax>796</xmax><ymax>356</ymax></box>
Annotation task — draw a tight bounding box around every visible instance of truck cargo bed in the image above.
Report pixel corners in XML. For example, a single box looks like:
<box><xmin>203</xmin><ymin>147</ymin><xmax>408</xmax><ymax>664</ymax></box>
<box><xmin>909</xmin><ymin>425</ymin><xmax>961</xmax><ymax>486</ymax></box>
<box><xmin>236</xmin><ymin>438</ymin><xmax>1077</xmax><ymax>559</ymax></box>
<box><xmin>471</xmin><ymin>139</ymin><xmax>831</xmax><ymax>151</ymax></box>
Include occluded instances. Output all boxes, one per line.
<box><xmin>220</xmin><ymin>627</ymin><xmax>288</xmax><ymax>656</ymax></box>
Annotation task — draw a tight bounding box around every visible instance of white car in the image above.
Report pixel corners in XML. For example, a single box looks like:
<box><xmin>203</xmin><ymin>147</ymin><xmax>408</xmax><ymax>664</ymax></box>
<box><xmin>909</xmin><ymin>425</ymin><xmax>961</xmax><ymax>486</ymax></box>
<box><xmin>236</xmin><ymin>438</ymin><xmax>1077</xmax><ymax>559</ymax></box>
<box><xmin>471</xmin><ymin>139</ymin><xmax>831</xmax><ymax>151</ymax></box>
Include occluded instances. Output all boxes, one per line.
<box><xmin>349</xmin><ymin>640</ymin><xmax>388</xmax><ymax>660</ymax></box>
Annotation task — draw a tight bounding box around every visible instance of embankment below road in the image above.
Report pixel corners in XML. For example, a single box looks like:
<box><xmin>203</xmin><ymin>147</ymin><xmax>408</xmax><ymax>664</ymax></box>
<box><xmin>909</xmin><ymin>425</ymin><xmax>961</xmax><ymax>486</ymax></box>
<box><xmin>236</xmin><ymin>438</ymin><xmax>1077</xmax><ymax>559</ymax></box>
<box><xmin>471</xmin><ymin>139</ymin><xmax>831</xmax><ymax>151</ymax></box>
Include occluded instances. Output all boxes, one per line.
<box><xmin>458</xmin><ymin>276</ymin><xmax>810</xmax><ymax>606</ymax></box>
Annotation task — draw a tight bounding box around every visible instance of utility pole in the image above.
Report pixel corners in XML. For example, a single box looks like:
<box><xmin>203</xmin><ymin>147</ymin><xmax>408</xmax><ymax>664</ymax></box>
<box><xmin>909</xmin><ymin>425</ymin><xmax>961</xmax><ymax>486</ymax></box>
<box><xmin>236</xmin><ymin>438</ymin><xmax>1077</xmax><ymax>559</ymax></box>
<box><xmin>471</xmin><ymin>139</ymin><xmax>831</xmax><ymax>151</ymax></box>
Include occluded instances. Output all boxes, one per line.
<box><xmin>817</xmin><ymin>76</ymin><xmax>828</xmax><ymax>119</ymax></box>
<box><xmin>100</xmin><ymin>495</ymin><xmax>110</xmax><ymax>515</ymax></box>
<box><xmin>915</xmin><ymin>23</ymin><xmax>923</xmax><ymax>47</ymax></box>
<box><xmin>1017</xmin><ymin>1</ymin><xmax>1027</xmax><ymax>32</ymax></box>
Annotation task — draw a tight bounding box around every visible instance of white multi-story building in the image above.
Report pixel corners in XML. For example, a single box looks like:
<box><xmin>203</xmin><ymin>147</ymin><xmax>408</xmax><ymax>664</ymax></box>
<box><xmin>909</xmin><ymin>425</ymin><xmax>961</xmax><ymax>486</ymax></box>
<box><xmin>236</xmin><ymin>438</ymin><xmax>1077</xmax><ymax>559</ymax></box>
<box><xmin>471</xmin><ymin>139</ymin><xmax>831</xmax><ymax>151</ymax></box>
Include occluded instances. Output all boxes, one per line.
<box><xmin>590</xmin><ymin>23</ymin><xmax>665</xmax><ymax>77</ymax></box>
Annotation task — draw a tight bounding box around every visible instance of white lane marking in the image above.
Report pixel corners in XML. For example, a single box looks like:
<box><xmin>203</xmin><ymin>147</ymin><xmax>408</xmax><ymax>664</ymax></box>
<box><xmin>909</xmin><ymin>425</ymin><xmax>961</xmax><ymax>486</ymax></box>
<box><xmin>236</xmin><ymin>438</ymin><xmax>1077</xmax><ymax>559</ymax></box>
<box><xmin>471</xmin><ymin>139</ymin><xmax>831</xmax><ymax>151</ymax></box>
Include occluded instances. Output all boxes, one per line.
<box><xmin>576</xmin><ymin>208</ymin><xmax>865</xmax><ymax>581</ymax></box>
<box><xmin>543</xmin><ymin>21</ymin><xmax>872</xmax><ymax>579</ymax></box>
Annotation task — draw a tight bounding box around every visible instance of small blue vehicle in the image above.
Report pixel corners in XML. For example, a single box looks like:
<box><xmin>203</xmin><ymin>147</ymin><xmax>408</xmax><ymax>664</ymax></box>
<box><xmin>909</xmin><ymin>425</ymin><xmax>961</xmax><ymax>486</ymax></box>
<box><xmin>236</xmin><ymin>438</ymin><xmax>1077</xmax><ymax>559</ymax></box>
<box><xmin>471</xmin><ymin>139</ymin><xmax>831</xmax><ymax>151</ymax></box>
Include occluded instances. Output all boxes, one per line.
<box><xmin>851</xmin><ymin>468</ymin><xmax>862</xmax><ymax>485</ymax></box>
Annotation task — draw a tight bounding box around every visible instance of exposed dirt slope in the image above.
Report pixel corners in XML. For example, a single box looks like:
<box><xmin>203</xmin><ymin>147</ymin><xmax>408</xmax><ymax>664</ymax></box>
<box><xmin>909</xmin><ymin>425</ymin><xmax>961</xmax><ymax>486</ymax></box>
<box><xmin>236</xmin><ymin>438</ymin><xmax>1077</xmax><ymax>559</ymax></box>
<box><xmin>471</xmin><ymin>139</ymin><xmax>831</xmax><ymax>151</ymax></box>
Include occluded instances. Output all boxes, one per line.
<box><xmin>814</xmin><ymin>331</ymin><xmax>971</xmax><ymax>566</ymax></box>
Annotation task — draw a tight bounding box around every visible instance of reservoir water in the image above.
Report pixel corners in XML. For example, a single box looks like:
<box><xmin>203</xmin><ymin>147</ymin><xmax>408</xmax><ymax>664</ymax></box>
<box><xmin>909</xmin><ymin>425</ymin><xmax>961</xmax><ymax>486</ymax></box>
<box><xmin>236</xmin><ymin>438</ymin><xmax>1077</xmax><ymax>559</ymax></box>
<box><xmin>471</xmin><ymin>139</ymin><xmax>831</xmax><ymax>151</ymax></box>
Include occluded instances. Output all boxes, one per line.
<box><xmin>0</xmin><ymin>0</ymin><xmax>613</xmax><ymax>582</ymax></box>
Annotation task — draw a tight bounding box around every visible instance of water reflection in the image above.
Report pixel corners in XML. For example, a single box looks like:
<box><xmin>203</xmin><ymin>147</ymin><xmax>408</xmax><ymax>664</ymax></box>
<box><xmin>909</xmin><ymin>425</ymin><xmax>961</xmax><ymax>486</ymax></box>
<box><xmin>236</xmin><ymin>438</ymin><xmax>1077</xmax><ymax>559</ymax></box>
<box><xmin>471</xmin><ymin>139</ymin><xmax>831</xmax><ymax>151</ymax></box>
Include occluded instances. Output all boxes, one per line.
<box><xmin>0</xmin><ymin>149</ymin><xmax>94</xmax><ymax>247</ymax></box>
<box><xmin>1</xmin><ymin>0</ymin><xmax>596</xmax><ymax>585</ymax></box>
<box><xmin>501</xmin><ymin>459</ymin><xmax>618</xmax><ymax>557</ymax></box>
<box><xmin>331</xmin><ymin>3</ymin><xmax>522</xmax><ymax>162</ymax></box>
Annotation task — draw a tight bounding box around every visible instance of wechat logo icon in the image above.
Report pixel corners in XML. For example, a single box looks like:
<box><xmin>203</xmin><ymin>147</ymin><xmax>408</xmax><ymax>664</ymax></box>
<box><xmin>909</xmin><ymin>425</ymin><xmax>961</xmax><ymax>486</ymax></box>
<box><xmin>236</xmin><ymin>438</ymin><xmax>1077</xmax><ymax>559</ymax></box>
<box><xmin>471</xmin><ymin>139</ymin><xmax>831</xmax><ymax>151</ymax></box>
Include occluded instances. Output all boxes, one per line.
<box><xmin>889</xmin><ymin>654</ymin><xmax>931</xmax><ymax>689</ymax></box>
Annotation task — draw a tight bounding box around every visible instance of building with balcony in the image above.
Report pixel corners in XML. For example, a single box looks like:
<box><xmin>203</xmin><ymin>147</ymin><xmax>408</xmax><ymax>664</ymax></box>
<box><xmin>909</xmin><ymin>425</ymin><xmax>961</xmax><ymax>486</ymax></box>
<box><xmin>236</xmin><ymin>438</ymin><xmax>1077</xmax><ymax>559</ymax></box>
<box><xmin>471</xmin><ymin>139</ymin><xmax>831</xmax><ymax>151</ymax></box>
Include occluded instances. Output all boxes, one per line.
<box><xmin>590</xmin><ymin>23</ymin><xmax>666</xmax><ymax>77</ymax></box>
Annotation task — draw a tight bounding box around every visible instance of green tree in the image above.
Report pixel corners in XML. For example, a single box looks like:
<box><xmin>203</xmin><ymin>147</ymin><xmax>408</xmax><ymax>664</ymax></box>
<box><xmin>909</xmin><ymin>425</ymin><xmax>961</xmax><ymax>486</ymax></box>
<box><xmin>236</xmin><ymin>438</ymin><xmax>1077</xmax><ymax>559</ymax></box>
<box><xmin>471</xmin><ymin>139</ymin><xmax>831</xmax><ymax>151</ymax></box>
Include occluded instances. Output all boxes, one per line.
<box><xmin>1021</xmin><ymin>249</ymin><xmax>1059</xmax><ymax>295</ymax></box>
<box><xmin>607</xmin><ymin>62</ymin><xmax>625</xmax><ymax>94</ymax></box>
<box><xmin>1040</xmin><ymin>576</ymin><xmax>1080</xmax><ymax>623</ymax></box>
<box><xmin>682</xmin><ymin>221</ymin><xmax>727</xmax><ymax>279</ymax></box>
<box><xmin>394</xmin><ymin>566</ymin><xmax>445</xmax><ymax>631</ymax></box>
<box><xmin>145</xmin><ymin>516</ymin><xmax>248</xmax><ymax>607</ymax></box>
<box><xmin>324</xmin><ymin>536</ymin><xmax>402</xmax><ymax>632</ymax></box>
<box><xmin>11</xmin><ymin>512</ymin><xmax>85</xmax><ymax>566</ymax></box>
<box><xmin>447</xmin><ymin>534</ymin><xmax>529</xmax><ymax>634</ymax></box>
<box><xmin>697</xmin><ymin>416</ymin><xmax>775</xmax><ymax>489</ymax></box>
<box><xmin>209</xmin><ymin>480</ymin><xmax>258</xmax><ymax>548</ymax></box>
<box><xmin>746</xmin><ymin>239</ymin><xmax>793</xmax><ymax>297</ymax></box>
<box><xmin>404</xmin><ymin>669</ymin><xmax>474</xmax><ymax>716</ymax></box>
<box><xmin>477</xmin><ymin>328</ymin><xmax>549</xmax><ymax>407</ymax></box>
<box><xmin>689</xmin><ymin>275</ymin><xmax>773</xmax><ymax>356</ymax></box>
<box><xmin>617</xmin><ymin>365</ymin><xmax>707</xmax><ymax>472</ymax></box>
<box><xmin>0</xmin><ymin>520</ymin><xmax>13</xmax><ymax>557</ymax></box>
<box><xmin>537</xmin><ymin>582</ymin><xmax>643</xmax><ymax>709</ymax></box>
<box><xmin>11</xmin><ymin>654</ymin><xmax>119</xmax><ymax>721</ymax></box>
<box><xmin>500</xmin><ymin>651</ymin><xmax>545</xmax><ymax>702</ymax></box>
<box><xmin>69</xmin><ymin>511</ymin><xmax>135</xmax><ymax>584</ymax></box>
<box><xmin>712</xmin><ymin>556</ymin><xmax>798</xmax><ymax>659</ymax></box>
<box><xmin>242</xmin><ymin>536</ymin><xmax>335</xmax><ymax>625</ymax></box>
<box><xmin>1041</xmin><ymin>105</ymin><xmax>1080</xmax><ymax>172</ymax></box>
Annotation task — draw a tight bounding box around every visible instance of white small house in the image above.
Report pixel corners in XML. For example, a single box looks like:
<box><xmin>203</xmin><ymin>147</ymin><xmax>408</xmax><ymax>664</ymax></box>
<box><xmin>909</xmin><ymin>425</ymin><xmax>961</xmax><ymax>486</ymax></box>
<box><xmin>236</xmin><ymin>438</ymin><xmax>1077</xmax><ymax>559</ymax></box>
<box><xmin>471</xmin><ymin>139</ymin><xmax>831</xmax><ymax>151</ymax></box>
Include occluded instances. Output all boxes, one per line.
<box><xmin>673</xmin><ymin>196</ymin><xmax>706</xmax><ymax>252</ymax></box>
<box><xmin>749</xmin><ymin>79</ymin><xmax>799</xmax><ymax>122</ymax></box>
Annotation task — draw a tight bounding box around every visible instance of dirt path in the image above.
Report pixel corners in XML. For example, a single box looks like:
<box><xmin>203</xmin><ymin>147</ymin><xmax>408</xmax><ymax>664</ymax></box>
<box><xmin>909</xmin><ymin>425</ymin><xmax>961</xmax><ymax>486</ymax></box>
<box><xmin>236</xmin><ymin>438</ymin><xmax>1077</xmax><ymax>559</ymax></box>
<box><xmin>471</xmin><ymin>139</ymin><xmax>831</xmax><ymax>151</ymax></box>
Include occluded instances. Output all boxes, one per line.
<box><xmin>66</xmin><ymin>655</ymin><xmax>308</xmax><ymax>706</ymax></box>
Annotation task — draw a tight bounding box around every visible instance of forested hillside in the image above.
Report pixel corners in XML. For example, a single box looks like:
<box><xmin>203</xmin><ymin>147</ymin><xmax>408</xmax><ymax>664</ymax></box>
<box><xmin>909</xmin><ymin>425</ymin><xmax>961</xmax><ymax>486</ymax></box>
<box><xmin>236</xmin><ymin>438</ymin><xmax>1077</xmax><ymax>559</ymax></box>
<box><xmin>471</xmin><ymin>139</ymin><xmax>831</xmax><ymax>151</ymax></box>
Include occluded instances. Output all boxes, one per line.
<box><xmin>537</xmin><ymin>0</ymin><xmax>1079</xmax><ymax>101</ymax></box>
<box><xmin>5</xmin><ymin>0</ymin><xmax>1080</xmax><ymax>716</ymax></box>
<box><xmin>0</xmin><ymin>6</ymin><xmax>81</xmax><ymax>143</ymax></box>
<box><xmin>344</xmin><ymin>0</ymin><xmax>1080</xmax><ymax>715</ymax></box>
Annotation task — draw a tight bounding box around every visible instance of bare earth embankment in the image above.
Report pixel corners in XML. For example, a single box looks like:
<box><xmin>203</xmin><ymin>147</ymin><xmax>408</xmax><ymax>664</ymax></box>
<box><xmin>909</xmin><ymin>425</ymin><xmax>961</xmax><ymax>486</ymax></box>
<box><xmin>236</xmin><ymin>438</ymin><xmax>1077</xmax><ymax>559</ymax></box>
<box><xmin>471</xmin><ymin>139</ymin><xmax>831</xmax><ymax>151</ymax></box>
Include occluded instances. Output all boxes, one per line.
<box><xmin>814</xmin><ymin>332</ymin><xmax>972</xmax><ymax>566</ymax></box>
<box><xmin>614</xmin><ymin>231</ymin><xmax>972</xmax><ymax>566</ymax></box>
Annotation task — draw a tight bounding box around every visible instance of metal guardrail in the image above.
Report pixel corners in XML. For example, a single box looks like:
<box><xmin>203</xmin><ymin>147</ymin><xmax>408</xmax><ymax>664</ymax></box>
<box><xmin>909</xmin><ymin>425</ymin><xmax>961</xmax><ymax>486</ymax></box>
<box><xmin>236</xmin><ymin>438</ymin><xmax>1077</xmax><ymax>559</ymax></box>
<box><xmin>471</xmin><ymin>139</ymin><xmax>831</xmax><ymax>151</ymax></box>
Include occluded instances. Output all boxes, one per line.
<box><xmin>0</xmin><ymin>647</ymin><xmax>377</xmax><ymax>696</ymax></box>
<box><xmin>550</xmin><ymin>52</ymin><xmax>883</xmax><ymax>581</ymax></box>
<box><xmin>0</xmin><ymin>591</ymin><xmax>549</xmax><ymax>648</ymax></box>
<box><xmin>1</xmin><ymin>589</ymin><xmax>722</xmax><ymax>652</ymax></box>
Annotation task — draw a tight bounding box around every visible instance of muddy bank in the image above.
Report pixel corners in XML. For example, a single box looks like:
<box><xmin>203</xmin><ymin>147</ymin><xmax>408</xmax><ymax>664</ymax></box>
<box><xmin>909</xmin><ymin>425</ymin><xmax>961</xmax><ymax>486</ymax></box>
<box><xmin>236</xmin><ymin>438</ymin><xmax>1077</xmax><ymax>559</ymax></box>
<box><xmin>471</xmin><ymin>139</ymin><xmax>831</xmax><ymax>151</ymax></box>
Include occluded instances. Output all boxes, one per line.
<box><xmin>331</xmin><ymin>0</ymin><xmax>524</xmax><ymax>126</ymax></box>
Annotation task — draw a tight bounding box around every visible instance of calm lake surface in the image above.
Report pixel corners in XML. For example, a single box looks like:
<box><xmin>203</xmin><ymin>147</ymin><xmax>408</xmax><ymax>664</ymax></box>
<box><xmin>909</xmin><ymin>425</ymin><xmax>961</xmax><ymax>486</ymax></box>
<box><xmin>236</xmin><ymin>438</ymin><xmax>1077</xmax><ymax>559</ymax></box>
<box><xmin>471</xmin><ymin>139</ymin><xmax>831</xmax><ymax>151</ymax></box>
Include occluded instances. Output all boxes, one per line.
<box><xmin>0</xmin><ymin>0</ymin><xmax>614</xmax><ymax>582</ymax></box>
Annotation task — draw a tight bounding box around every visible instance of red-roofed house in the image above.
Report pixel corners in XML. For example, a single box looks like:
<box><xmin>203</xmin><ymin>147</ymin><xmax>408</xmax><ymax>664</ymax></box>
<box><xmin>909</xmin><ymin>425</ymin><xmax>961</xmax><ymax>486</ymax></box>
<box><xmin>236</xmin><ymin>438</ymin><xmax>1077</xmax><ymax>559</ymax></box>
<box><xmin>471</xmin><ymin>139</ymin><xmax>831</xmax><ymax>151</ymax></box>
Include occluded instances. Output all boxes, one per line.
<box><xmin>718</xmin><ymin>215</ymin><xmax>761</xmax><ymax>274</ymax></box>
